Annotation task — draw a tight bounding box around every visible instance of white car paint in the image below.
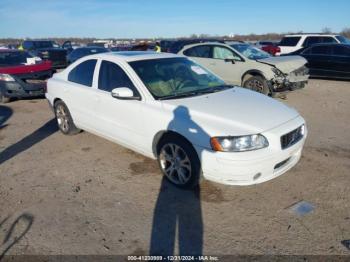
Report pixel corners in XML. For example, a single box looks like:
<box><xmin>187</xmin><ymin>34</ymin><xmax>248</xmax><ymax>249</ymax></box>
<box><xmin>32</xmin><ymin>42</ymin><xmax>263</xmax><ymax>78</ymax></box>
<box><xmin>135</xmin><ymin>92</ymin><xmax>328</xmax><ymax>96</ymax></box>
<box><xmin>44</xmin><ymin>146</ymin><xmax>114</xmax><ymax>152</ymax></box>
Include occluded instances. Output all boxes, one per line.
<box><xmin>46</xmin><ymin>52</ymin><xmax>307</xmax><ymax>186</ymax></box>
<box><xmin>277</xmin><ymin>34</ymin><xmax>343</xmax><ymax>55</ymax></box>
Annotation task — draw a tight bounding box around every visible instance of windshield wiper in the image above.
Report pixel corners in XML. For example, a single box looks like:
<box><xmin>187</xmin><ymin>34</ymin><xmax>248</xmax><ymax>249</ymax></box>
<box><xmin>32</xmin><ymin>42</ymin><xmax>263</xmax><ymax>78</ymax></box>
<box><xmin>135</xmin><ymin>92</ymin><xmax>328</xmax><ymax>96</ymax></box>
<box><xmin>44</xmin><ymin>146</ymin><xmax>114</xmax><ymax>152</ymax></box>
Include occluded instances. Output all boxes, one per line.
<box><xmin>158</xmin><ymin>85</ymin><xmax>234</xmax><ymax>100</ymax></box>
<box><xmin>158</xmin><ymin>92</ymin><xmax>201</xmax><ymax>100</ymax></box>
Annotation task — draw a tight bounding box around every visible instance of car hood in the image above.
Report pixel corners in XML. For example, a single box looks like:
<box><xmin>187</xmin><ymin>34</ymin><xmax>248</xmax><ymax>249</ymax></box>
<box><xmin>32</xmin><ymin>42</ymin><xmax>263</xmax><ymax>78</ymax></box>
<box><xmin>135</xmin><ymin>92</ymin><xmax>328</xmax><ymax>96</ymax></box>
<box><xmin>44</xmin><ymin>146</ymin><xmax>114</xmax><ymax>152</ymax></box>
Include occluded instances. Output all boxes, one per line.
<box><xmin>161</xmin><ymin>87</ymin><xmax>299</xmax><ymax>136</ymax></box>
<box><xmin>257</xmin><ymin>55</ymin><xmax>307</xmax><ymax>73</ymax></box>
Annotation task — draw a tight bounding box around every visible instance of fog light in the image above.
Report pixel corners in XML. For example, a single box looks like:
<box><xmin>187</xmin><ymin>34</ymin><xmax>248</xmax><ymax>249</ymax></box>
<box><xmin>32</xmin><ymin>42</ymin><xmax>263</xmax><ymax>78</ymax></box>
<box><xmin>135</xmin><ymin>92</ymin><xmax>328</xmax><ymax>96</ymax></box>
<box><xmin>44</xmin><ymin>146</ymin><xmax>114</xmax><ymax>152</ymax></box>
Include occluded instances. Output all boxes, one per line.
<box><xmin>253</xmin><ymin>173</ymin><xmax>261</xmax><ymax>180</ymax></box>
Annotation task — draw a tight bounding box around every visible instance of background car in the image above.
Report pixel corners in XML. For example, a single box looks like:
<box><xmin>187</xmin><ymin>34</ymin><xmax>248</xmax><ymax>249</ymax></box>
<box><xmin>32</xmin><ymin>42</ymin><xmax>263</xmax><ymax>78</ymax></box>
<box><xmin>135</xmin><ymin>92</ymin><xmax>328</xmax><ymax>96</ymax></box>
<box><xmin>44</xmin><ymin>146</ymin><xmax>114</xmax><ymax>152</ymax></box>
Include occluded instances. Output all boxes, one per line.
<box><xmin>0</xmin><ymin>50</ymin><xmax>52</xmax><ymax>103</ymax></box>
<box><xmin>283</xmin><ymin>43</ymin><xmax>350</xmax><ymax>80</ymax></box>
<box><xmin>161</xmin><ymin>38</ymin><xmax>224</xmax><ymax>53</ymax></box>
<box><xmin>46</xmin><ymin>52</ymin><xmax>306</xmax><ymax>188</ymax></box>
<box><xmin>67</xmin><ymin>46</ymin><xmax>110</xmax><ymax>64</ymax></box>
<box><xmin>22</xmin><ymin>40</ymin><xmax>68</xmax><ymax>69</ymax></box>
<box><xmin>178</xmin><ymin>42</ymin><xmax>309</xmax><ymax>95</ymax></box>
<box><xmin>277</xmin><ymin>34</ymin><xmax>350</xmax><ymax>55</ymax></box>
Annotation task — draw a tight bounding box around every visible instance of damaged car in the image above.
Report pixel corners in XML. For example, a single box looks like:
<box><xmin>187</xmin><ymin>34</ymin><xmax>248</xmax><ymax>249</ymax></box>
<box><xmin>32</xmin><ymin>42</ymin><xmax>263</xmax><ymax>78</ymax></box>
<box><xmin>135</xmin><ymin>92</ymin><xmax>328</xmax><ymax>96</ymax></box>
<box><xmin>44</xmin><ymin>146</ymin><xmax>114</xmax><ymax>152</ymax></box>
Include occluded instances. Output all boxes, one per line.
<box><xmin>0</xmin><ymin>50</ymin><xmax>52</xmax><ymax>103</ymax></box>
<box><xmin>178</xmin><ymin>42</ymin><xmax>309</xmax><ymax>95</ymax></box>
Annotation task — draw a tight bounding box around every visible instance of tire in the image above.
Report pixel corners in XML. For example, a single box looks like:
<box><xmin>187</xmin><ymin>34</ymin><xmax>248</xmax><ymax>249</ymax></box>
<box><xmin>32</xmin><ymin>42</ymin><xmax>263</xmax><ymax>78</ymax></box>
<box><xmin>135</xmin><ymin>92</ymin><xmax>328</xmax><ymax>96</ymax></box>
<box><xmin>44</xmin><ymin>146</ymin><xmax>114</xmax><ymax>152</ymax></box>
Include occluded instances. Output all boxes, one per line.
<box><xmin>0</xmin><ymin>92</ymin><xmax>10</xmax><ymax>103</ymax></box>
<box><xmin>54</xmin><ymin>100</ymin><xmax>80</xmax><ymax>135</ymax></box>
<box><xmin>157</xmin><ymin>134</ymin><xmax>201</xmax><ymax>189</ymax></box>
<box><xmin>243</xmin><ymin>76</ymin><xmax>270</xmax><ymax>95</ymax></box>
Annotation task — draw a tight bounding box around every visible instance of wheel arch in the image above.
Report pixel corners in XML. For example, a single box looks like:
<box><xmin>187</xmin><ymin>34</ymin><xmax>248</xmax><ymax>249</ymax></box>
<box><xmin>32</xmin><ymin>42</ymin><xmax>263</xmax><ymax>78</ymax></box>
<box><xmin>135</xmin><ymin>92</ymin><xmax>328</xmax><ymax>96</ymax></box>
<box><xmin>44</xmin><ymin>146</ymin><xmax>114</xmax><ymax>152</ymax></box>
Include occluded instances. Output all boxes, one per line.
<box><xmin>241</xmin><ymin>69</ymin><xmax>266</xmax><ymax>85</ymax></box>
<box><xmin>152</xmin><ymin>130</ymin><xmax>195</xmax><ymax>157</ymax></box>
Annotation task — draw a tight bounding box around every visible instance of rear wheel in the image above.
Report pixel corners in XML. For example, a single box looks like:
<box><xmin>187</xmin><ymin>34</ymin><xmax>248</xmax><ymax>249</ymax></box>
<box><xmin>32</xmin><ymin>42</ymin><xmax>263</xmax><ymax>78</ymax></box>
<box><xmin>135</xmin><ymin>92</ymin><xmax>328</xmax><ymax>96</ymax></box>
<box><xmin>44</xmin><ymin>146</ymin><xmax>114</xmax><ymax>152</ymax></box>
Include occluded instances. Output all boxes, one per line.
<box><xmin>157</xmin><ymin>134</ymin><xmax>201</xmax><ymax>189</ymax></box>
<box><xmin>243</xmin><ymin>76</ymin><xmax>270</xmax><ymax>95</ymax></box>
<box><xmin>54</xmin><ymin>100</ymin><xmax>80</xmax><ymax>135</ymax></box>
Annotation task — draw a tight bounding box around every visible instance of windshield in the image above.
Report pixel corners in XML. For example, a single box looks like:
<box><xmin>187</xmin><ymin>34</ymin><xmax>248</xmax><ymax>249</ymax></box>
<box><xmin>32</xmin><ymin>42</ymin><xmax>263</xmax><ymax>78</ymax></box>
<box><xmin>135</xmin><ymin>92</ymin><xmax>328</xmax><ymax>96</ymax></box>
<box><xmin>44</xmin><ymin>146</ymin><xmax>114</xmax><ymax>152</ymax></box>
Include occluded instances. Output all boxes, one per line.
<box><xmin>0</xmin><ymin>51</ymin><xmax>33</xmax><ymax>66</ymax></box>
<box><xmin>336</xmin><ymin>35</ymin><xmax>350</xmax><ymax>44</ymax></box>
<box><xmin>230</xmin><ymin>44</ymin><xmax>271</xmax><ymax>60</ymax></box>
<box><xmin>129</xmin><ymin>57</ymin><xmax>229</xmax><ymax>99</ymax></box>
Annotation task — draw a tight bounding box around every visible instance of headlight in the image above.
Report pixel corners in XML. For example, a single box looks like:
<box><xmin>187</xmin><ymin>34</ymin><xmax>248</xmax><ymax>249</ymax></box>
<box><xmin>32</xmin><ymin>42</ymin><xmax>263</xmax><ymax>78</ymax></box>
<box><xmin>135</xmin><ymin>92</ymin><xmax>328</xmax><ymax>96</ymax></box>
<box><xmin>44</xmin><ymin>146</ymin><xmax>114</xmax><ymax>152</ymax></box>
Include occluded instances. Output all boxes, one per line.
<box><xmin>210</xmin><ymin>134</ymin><xmax>269</xmax><ymax>152</ymax></box>
<box><xmin>0</xmin><ymin>74</ymin><xmax>15</xmax><ymax>82</ymax></box>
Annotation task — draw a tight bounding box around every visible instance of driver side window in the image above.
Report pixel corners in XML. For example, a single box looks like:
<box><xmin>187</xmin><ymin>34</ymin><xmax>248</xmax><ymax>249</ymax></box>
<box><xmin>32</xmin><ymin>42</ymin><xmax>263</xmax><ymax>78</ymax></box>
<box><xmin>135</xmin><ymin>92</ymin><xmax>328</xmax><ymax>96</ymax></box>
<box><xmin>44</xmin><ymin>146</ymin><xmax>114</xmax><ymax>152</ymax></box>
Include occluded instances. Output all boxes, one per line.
<box><xmin>212</xmin><ymin>46</ymin><xmax>242</xmax><ymax>61</ymax></box>
<box><xmin>98</xmin><ymin>60</ymin><xmax>139</xmax><ymax>96</ymax></box>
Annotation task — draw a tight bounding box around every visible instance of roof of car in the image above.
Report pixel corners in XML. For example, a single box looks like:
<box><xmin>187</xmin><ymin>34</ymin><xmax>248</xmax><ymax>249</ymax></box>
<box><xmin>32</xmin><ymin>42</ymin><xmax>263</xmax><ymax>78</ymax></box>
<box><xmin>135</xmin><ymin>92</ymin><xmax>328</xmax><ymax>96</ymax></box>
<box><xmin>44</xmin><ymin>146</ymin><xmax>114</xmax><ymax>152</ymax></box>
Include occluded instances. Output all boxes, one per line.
<box><xmin>91</xmin><ymin>51</ymin><xmax>181</xmax><ymax>62</ymax></box>
<box><xmin>284</xmin><ymin>34</ymin><xmax>340</xmax><ymax>37</ymax></box>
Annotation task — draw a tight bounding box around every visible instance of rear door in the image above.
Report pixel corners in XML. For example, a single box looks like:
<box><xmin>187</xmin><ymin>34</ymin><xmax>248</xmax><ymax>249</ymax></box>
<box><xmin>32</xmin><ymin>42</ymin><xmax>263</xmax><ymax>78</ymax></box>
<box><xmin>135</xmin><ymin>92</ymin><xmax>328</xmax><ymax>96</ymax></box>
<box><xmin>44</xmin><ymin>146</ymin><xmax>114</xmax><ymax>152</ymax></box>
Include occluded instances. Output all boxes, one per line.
<box><xmin>64</xmin><ymin>59</ymin><xmax>99</xmax><ymax>128</ymax></box>
<box><xmin>330</xmin><ymin>45</ymin><xmax>350</xmax><ymax>78</ymax></box>
<box><xmin>302</xmin><ymin>45</ymin><xmax>332</xmax><ymax>77</ymax></box>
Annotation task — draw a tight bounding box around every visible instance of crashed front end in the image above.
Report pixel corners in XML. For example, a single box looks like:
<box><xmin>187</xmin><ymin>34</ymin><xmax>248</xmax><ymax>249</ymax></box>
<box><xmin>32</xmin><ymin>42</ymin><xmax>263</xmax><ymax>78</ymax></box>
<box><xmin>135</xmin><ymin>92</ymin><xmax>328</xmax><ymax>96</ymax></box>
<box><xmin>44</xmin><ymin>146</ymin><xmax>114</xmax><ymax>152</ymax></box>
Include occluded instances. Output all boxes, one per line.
<box><xmin>269</xmin><ymin>65</ymin><xmax>309</xmax><ymax>92</ymax></box>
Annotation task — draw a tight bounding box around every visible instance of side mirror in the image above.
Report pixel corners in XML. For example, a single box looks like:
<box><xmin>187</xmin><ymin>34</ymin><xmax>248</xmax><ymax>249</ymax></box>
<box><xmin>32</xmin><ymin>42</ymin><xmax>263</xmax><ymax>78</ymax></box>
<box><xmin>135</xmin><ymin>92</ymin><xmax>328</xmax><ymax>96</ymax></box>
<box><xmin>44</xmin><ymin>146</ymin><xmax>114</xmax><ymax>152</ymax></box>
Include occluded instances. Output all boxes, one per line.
<box><xmin>111</xmin><ymin>87</ymin><xmax>140</xmax><ymax>100</ymax></box>
<box><xmin>224</xmin><ymin>58</ymin><xmax>235</xmax><ymax>64</ymax></box>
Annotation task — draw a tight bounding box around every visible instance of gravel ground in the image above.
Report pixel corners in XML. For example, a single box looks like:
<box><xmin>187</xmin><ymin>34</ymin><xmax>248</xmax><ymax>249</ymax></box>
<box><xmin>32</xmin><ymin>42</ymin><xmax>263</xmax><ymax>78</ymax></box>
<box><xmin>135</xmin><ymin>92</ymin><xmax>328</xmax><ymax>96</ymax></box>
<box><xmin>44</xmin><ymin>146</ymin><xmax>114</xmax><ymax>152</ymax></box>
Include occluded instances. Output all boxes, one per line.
<box><xmin>0</xmin><ymin>79</ymin><xmax>349</xmax><ymax>258</ymax></box>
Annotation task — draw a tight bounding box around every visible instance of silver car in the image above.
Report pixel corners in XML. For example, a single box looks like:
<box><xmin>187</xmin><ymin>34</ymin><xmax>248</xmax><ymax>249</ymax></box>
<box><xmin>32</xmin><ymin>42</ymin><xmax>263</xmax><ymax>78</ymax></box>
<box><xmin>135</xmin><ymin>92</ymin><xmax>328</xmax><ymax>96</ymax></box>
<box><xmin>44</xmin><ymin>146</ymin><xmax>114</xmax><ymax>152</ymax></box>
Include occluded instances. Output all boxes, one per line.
<box><xmin>178</xmin><ymin>42</ymin><xmax>309</xmax><ymax>95</ymax></box>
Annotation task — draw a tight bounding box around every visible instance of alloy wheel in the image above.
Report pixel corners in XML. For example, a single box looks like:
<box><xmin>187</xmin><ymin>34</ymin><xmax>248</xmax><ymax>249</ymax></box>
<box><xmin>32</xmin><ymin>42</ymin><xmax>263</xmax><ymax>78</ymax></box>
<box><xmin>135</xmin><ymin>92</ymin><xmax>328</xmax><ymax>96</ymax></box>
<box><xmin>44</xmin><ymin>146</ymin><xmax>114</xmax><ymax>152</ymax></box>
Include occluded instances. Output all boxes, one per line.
<box><xmin>159</xmin><ymin>143</ymin><xmax>192</xmax><ymax>185</ymax></box>
<box><xmin>56</xmin><ymin>104</ymin><xmax>69</xmax><ymax>132</ymax></box>
<box><xmin>246</xmin><ymin>79</ymin><xmax>265</xmax><ymax>93</ymax></box>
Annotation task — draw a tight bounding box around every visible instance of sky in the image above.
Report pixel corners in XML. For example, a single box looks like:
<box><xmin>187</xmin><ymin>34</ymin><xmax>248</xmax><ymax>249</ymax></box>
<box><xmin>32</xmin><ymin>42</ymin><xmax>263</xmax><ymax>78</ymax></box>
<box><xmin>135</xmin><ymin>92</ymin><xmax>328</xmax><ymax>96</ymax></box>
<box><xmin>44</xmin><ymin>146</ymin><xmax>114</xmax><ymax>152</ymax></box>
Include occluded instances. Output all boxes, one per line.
<box><xmin>0</xmin><ymin>0</ymin><xmax>349</xmax><ymax>38</ymax></box>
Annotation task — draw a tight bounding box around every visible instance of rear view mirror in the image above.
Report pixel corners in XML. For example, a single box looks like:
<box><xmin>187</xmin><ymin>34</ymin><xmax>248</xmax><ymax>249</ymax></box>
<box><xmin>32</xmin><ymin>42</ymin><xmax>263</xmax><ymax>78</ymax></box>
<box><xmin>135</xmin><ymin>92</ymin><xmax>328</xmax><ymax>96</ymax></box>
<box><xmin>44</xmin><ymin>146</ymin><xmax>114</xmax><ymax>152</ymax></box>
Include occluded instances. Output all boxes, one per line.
<box><xmin>111</xmin><ymin>87</ymin><xmax>140</xmax><ymax>100</ymax></box>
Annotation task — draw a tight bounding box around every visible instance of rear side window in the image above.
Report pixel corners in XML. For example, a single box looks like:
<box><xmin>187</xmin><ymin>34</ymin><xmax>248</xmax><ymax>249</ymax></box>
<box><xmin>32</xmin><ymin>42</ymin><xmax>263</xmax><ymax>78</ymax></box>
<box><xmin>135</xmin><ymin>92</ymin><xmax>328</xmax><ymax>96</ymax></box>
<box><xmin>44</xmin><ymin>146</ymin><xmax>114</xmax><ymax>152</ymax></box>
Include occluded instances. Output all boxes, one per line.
<box><xmin>183</xmin><ymin>46</ymin><xmax>211</xmax><ymax>58</ymax></box>
<box><xmin>279</xmin><ymin>37</ymin><xmax>301</xmax><ymax>46</ymax></box>
<box><xmin>303</xmin><ymin>37</ymin><xmax>322</xmax><ymax>47</ymax></box>
<box><xmin>303</xmin><ymin>36</ymin><xmax>337</xmax><ymax>47</ymax></box>
<box><xmin>321</xmin><ymin>37</ymin><xmax>337</xmax><ymax>44</ymax></box>
<box><xmin>68</xmin><ymin>59</ymin><xmax>97</xmax><ymax>87</ymax></box>
<box><xmin>98</xmin><ymin>60</ymin><xmax>138</xmax><ymax>94</ymax></box>
<box><xmin>310</xmin><ymin>46</ymin><xmax>331</xmax><ymax>55</ymax></box>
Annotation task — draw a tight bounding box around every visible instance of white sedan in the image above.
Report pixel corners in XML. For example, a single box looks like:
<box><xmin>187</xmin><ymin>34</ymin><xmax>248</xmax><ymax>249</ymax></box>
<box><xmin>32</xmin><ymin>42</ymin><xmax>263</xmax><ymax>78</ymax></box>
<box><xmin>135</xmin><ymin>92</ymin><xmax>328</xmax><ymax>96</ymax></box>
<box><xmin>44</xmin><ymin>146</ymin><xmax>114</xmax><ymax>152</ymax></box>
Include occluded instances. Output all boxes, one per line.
<box><xmin>46</xmin><ymin>51</ymin><xmax>307</xmax><ymax>188</ymax></box>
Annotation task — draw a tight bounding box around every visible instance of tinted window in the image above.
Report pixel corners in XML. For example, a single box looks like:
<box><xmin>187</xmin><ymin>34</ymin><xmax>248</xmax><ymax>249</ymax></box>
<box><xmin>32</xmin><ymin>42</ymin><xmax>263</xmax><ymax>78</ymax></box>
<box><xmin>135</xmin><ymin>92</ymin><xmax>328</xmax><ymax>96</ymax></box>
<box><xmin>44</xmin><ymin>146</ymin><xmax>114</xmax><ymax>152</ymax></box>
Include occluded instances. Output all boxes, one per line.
<box><xmin>98</xmin><ymin>61</ymin><xmax>137</xmax><ymax>94</ymax></box>
<box><xmin>279</xmin><ymin>37</ymin><xmax>301</xmax><ymax>46</ymax></box>
<box><xmin>303</xmin><ymin>37</ymin><xmax>322</xmax><ymax>47</ymax></box>
<box><xmin>310</xmin><ymin>46</ymin><xmax>331</xmax><ymax>55</ymax></box>
<box><xmin>321</xmin><ymin>37</ymin><xmax>337</xmax><ymax>44</ymax></box>
<box><xmin>183</xmin><ymin>46</ymin><xmax>211</xmax><ymax>58</ymax></box>
<box><xmin>23</xmin><ymin>41</ymin><xmax>33</xmax><ymax>49</ymax></box>
<box><xmin>33</xmin><ymin>41</ymin><xmax>54</xmax><ymax>48</ymax></box>
<box><xmin>68</xmin><ymin>59</ymin><xmax>97</xmax><ymax>87</ymax></box>
<box><xmin>335</xmin><ymin>36</ymin><xmax>350</xmax><ymax>44</ymax></box>
<box><xmin>332</xmin><ymin>46</ymin><xmax>350</xmax><ymax>56</ymax></box>
<box><xmin>0</xmin><ymin>51</ymin><xmax>33</xmax><ymax>66</ymax></box>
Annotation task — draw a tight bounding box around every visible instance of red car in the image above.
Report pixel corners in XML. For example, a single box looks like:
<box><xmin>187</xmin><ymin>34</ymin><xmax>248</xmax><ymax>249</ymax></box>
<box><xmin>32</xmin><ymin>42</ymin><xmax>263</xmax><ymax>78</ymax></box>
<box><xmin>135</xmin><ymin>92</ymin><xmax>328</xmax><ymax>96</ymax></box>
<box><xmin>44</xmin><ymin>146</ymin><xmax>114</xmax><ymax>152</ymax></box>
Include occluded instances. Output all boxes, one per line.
<box><xmin>0</xmin><ymin>50</ymin><xmax>52</xmax><ymax>103</ymax></box>
<box><xmin>261</xmin><ymin>44</ymin><xmax>281</xmax><ymax>56</ymax></box>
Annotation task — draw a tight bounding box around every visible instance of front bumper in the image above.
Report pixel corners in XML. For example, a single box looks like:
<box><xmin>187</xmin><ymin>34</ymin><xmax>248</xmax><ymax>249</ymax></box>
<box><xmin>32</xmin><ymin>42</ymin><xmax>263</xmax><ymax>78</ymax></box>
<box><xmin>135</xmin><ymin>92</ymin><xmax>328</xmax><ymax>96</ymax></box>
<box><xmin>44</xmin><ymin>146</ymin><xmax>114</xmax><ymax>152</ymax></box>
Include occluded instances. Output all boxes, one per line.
<box><xmin>195</xmin><ymin>116</ymin><xmax>307</xmax><ymax>186</ymax></box>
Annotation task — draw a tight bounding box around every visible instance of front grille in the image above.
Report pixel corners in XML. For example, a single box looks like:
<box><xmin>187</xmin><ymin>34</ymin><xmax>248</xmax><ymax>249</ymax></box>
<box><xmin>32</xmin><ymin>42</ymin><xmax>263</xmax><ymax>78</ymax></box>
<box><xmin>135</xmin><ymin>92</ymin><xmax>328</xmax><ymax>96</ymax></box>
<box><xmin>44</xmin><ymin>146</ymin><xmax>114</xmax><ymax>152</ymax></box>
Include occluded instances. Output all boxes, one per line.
<box><xmin>281</xmin><ymin>125</ymin><xmax>304</xmax><ymax>149</ymax></box>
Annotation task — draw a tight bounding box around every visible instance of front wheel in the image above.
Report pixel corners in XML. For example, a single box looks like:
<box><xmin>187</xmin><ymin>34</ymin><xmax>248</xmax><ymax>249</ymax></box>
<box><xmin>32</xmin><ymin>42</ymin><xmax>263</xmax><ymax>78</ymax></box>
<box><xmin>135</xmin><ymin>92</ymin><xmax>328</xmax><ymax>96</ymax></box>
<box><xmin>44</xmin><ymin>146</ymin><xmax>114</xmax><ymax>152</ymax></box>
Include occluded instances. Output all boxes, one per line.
<box><xmin>54</xmin><ymin>100</ymin><xmax>80</xmax><ymax>135</ymax></box>
<box><xmin>243</xmin><ymin>76</ymin><xmax>270</xmax><ymax>95</ymax></box>
<box><xmin>0</xmin><ymin>92</ymin><xmax>10</xmax><ymax>103</ymax></box>
<box><xmin>157</xmin><ymin>135</ymin><xmax>201</xmax><ymax>189</ymax></box>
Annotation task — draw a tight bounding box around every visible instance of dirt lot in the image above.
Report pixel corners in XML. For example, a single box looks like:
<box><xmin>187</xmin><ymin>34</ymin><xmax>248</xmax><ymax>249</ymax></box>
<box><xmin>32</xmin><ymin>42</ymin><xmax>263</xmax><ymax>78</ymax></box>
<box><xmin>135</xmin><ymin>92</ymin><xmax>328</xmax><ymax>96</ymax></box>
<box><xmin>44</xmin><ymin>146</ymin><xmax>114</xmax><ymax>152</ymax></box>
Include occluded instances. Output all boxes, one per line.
<box><xmin>0</xmin><ymin>79</ymin><xmax>349</xmax><ymax>258</ymax></box>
